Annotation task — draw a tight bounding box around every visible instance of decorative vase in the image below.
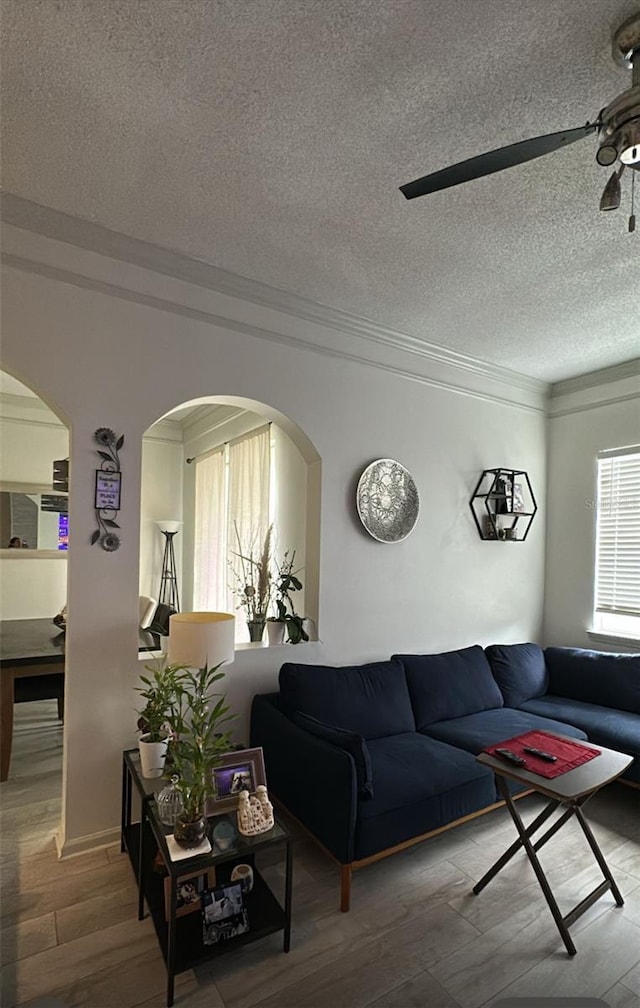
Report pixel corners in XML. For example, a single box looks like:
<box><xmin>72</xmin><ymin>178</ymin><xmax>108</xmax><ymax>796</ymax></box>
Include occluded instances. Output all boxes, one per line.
<box><xmin>266</xmin><ymin>620</ymin><xmax>286</xmax><ymax>646</ymax></box>
<box><xmin>138</xmin><ymin>734</ymin><xmax>169</xmax><ymax>779</ymax></box>
<box><xmin>247</xmin><ymin>619</ymin><xmax>266</xmax><ymax>643</ymax></box>
<box><xmin>174</xmin><ymin>812</ymin><xmax>208</xmax><ymax>848</ymax></box>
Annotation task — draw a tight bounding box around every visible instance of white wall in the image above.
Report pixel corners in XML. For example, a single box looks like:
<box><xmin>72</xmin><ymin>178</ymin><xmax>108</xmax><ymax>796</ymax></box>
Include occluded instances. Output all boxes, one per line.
<box><xmin>1</xmin><ymin>224</ymin><xmax>548</xmax><ymax>855</ymax></box>
<box><xmin>0</xmin><ymin>555</ymin><xmax>68</xmax><ymax>619</ymax></box>
<box><xmin>139</xmin><ymin>433</ymin><xmax>184</xmax><ymax>600</ymax></box>
<box><xmin>273</xmin><ymin>424</ymin><xmax>307</xmax><ymax>618</ymax></box>
<box><xmin>543</xmin><ymin>370</ymin><xmax>640</xmax><ymax>651</ymax></box>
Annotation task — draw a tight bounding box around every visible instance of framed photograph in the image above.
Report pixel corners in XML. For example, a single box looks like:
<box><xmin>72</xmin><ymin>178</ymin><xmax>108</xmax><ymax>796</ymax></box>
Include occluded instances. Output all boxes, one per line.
<box><xmin>94</xmin><ymin>470</ymin><xmax>121</xmax><ymax>510</ymax></box>
<box><xmin>202</xmin><ymin>881</ymin><xmax>249</xmax><ymax>945</ymax></box>
<box><xmin>208</xmin><ymin>747</ymin><xmax>267</xmax><ymax>814</ymax></box>
<box><xmin>164</xmin><ymin>868</ymin><xmax>216</xmax><ymax>921</ymax></box>
<box><xmin>512</xmin><ymin>481</ymin><xmax>526</xmax><ymax>513</ymax></box>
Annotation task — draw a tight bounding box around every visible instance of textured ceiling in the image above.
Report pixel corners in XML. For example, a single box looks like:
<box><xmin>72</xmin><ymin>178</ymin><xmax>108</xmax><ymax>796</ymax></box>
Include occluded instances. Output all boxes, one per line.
<box><xmin>1</xmin><ymin>0</ymin><xmax>639</xmax><ymax>383</ymax></box>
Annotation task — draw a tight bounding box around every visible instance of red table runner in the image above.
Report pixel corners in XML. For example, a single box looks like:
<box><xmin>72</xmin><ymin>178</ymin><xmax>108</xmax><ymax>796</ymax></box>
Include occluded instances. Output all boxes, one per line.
<box><xmin>483</xmin><ymin>731</ymin><xmax>600</xmax><ymax>778</ymax></box>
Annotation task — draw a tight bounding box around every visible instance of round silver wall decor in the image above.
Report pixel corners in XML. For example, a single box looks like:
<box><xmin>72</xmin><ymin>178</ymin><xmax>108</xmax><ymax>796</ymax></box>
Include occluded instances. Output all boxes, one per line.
<box><xmin>356</xmin><ymin>459</ymin><xmax>420</xmax><ymax>543</ymax></box>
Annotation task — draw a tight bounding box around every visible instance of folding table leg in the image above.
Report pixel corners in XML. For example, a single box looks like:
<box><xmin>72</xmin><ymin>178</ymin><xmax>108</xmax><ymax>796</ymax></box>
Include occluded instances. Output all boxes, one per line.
<box><xmin>494</xmin><ymin>776</ymin><xmax>576</xmax><ymax>955</ymax></box>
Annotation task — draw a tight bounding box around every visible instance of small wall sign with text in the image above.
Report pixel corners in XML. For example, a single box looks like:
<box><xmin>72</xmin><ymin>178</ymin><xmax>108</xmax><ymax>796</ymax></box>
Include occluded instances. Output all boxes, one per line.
<box><xmin>91</xmin><ymin>427</ymin><xmax>124</xmax><ymax>552</ymax></box>
<box><xmin>95</xmin><ymin>470</ymin><xmax>122</xmax><ymax>510</ymax></box>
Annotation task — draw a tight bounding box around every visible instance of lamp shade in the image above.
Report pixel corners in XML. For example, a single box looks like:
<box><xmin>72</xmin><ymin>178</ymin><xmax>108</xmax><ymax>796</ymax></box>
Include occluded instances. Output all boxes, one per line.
<box><xmin>167</xmin><ymin>612</ymin><xmax>235</xmax><ymax>669</ymax></box>
<box><xmin>156</xmin><ymin>520</ymin><xmax>183</xmax><ymax>534</ymax></box>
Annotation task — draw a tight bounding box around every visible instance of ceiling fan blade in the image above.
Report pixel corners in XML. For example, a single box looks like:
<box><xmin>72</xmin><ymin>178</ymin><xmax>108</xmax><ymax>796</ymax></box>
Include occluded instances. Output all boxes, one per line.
<box><xmin>400</xmin><ymin>122</ymin><xmax>598</xmax><ymax>200</ymax></box>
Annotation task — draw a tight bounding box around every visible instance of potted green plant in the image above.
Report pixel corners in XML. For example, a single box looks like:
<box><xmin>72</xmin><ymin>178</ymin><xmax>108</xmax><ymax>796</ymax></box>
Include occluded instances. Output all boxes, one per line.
<box><xmin>166</xmin><ymin>662</ymin><xmax>236</xmax><ymax>848</ymax></box>
<box><xmin>135</xmin><ymin>661</ymin><xmax>181</xmax><ymax>779</ymax></box>
<box><xmin>268</xmin><ymin>550</ymin><xmax>309</xmax><ymax>645</ymax></box>
<box><xmin>230</xmin><ymin>524</ymin><xmax>273</xmax><ymax>642</ymax></box>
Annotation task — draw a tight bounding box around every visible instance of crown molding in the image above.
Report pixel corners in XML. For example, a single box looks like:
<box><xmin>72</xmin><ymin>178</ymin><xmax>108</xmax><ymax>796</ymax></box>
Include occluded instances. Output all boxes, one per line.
<box><xmin>182</xmin><ymin>405</ymin><xmax>246</xmax><ymax>443</ymax></box>
<box><xmin>1</xmin><ymin>193</ymin><xmax>546</xmax><ymax>403</ymax></box>
<box><xmin>2</xmin><ymin>249</ymin><xmax>547</xmax><ymax>416</ymax></box>
<box><xmin>550</xmin><ymin>359</ymin><xmax>640</xmax><ymax>397</ymax></box>
<box><xmin>0</xmin><ymin>391</ymin><xmax>58</xmax><ymax>414</ymax></box>
<box><xmin>0</xmin><ymin>411</ymin><xmax>66</xmax><ymax>431</ymax></box>
<box><xmin>548</xmin><ymin>390</ymin><xmax>640</xmax><ymax>418</ymax></box>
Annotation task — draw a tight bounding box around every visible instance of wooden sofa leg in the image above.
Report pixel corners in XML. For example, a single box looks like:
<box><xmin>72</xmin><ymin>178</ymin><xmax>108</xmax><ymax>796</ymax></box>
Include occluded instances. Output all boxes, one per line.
<box><xmin>340</xmin><ymin>864</ymin><xmax>352</xmax><ymax>912</ymax></box>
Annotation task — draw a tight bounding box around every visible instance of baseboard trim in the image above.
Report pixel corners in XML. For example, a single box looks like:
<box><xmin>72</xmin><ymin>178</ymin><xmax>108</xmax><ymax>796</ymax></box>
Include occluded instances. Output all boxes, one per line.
<box><xmin>56</xmin><ymin>826</ymin><xmax>120</xmax><ymax>859</ymax></box>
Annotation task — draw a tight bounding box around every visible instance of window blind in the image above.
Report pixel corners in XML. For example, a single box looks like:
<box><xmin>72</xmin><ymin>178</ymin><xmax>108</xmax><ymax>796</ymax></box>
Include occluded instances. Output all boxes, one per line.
<box><xmin>595</xmin><ymin>447</ymin><xmax>640</xmax><ymax>617</ymax></box>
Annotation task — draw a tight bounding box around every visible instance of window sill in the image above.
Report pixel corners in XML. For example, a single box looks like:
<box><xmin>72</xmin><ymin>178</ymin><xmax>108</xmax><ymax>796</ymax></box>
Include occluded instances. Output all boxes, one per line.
<box><xmin>139</xmin><ymin>639</ymin><xmax>315</xmax><ymax>661</ymax></box>
<box><xmin>236</xmin><ymin>640</ymin><xmax>314</xmax><ymax>652</ymax></box>
<box><xmin>586</xmin><ymin>630</ymin><xmax>640</xmax><ymax>651</ymax></box>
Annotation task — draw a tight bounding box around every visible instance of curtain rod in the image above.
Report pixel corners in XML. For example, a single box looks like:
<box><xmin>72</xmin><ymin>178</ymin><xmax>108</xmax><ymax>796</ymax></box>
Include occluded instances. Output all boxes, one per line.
<box><xmin>186</xmin><ymin>422</ymin><xmax>272</xmax><ymax>464</ymax></box>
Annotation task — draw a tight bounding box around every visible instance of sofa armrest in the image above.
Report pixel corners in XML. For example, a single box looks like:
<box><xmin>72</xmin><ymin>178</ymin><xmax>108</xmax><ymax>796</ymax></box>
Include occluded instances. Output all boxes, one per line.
<box><xmin>250</xmin><ymin>692</ymin><xmax>358</xmax><ymax>864</ymax></box>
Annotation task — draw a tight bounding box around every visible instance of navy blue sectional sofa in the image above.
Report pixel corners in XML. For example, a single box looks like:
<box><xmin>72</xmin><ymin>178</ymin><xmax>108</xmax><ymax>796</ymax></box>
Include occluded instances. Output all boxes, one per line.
<box><xmin>250</xmin><ymin>643</ymin><xmax>639</xmax><ymax>910</ymax></box>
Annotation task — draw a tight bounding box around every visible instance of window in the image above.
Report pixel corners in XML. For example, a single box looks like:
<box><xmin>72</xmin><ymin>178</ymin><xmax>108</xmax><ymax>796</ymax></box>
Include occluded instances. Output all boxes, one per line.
<box><xmin>593</xmin><ymin>446</ymin><xmax>640</xmax><ymax>640</ymax></box>
<box><xmin>193</xmin><ymin>425</ymin><xmax>271</xmax><ymax>640</ymax></box>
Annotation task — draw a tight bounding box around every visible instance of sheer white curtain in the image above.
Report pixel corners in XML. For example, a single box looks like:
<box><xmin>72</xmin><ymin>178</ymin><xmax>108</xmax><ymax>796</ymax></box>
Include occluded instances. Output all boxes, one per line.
<box><xmin>193</xmin><ymin>448</ymin><xmax>226</xmax><ymax>610</ymax></box>
<box><xmin>228</xmin><ymin>425</ymin><xmax>271</xmax><ymax>637</ymax></box>
<box><xmin>193</xmin><ymin>425</ymin><xmax>271</xmax><ymax>641</ymax></box>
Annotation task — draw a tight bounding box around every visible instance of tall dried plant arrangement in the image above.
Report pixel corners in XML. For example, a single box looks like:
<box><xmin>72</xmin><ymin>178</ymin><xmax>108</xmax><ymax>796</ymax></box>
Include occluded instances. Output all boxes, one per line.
<box><xmin>230</xmin><ymin>523</ymin><xmax>273</xmax><ymax>622</ymax></box>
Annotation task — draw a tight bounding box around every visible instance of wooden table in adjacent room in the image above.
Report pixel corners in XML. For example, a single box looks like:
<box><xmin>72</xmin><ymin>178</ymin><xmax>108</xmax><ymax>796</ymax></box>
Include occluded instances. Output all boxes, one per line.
<box><xmin>0</xmin><ymin>618</ymin><xmax>161</xmax><ymax>781</ymax></box>
<box><xmin>0</xmin><ymin>618</ymin><xmax>66</xmax><ymax>781</ymax></box>
<box><xmin>473</xmin><ymin>733</ymin><xmax>633</xmax><ymax>956</ymax></box>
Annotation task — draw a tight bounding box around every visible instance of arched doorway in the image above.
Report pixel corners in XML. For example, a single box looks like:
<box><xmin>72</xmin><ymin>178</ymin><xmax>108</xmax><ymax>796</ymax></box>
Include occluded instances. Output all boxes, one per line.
<box><xmin>140</xmin><ymin>396</ymin><xmax>320</xmax><ymax>645</ymax></box>
<box><xmin>0</xmin><ymin>369</ymin><xmax>69</xmax><ymax>848</ymax></box>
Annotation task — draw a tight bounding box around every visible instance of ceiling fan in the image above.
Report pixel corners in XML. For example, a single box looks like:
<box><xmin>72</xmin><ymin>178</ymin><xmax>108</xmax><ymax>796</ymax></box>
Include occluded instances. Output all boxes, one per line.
<box><xmin>400</xmin><ymin>13</ymin><xmax>640</xmax><ymax>223</ymax></box>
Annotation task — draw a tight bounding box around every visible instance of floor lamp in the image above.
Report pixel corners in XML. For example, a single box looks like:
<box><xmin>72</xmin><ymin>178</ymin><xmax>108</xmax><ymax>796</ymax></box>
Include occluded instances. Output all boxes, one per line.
<box><xmin>156</xmin><ymin>520</ymin><xmax>182</xmax><ymax>612</ymax></box>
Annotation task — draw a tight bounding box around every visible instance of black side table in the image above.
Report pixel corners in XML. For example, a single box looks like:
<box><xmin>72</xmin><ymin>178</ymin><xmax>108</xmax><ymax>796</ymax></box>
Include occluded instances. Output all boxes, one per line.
<box><xmin>121</xmin><ymin>749</ymin><xmax>293</xmax><ymax>1006</ymax></box>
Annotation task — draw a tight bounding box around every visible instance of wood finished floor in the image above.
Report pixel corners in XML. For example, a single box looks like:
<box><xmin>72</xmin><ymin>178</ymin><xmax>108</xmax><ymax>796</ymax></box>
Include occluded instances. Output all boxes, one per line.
<box><xmin>1</xmin><ymin>701</ymin><xmax>639</xmax><ymax>1008</ymax></box>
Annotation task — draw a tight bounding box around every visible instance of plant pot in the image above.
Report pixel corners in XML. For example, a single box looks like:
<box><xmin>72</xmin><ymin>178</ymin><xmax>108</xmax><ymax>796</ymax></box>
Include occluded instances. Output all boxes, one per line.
<box><xmin>174</xmin><ymin>812</ymin><xmax>208</xmax><ymax>849</ymax></box>
<box><xmin>247</xmin><ymin>619</ymin><xmax>266</xmax><ymax>643</ymax></box>
<box><xmin>138</xmin><ymin>734</ymin><xmax>169</xmax><ymax>779</ymax></box>
<box><xmin>266</xmin><ymin>620</ymin><xmax>286</xmax><ymax>646</ymax></box>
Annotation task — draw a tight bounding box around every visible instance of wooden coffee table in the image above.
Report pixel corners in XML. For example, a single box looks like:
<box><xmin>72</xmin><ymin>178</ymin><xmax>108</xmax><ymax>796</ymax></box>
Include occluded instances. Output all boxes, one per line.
<box><xmin>474</xmin><ymin>733</ymin><xmax>633</xmax><ymax>955</ymax></box>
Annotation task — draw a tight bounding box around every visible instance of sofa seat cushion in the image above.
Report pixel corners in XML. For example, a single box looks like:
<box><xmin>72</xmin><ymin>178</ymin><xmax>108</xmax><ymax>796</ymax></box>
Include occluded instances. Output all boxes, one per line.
<box><xmin>485</xmin><ymin>643</ymin><xmax>548</xmax><ymax>707</ymax></box>
<box><xmin>545</xmin><ymin>648</ymin><xmax>640</xmax><ymax>716</ymax></box>
<box><xmin>279</xmin><ymin>659</ymin><xmax>415</xmax><ymax>739</ymax></box>
<box><xmin>423</xmin><ymin>708</ymin><xmax>587</xmax><ymax>797</ymax></box>
<box><xmin>423</xmin><ymin>708</ymin><xmax>588</xmax><ymax>754</ymax></box>
<box><xmin>354</xmin><ymin>733</ymin><xmax>495</xmax><ymax>860</ymax></box>
<box><xmin>292</xmin><ymin>711</ymin><xmax>374</xmax><ymax>798</ymax></box>
<box><xmin>520</xmin><ymin>695</ymin><xmax>640</xmax><ymax>761</ymax></box>
<box><xmin>394</xmin><ymin>645</ymin><xmax>504</xmax><ymax>730</ymax></box>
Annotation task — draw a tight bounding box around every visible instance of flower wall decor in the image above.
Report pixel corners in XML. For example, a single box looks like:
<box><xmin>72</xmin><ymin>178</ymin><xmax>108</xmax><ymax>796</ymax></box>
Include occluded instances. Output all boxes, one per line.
<box><xmin>91</xmin><ymin>427</ymin><xmax>124</xmax><ymax>551</ymax></box>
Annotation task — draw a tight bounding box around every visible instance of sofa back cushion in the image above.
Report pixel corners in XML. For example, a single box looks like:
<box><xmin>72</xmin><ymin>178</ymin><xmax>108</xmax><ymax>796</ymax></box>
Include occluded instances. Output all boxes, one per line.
<box><xmin>394</xmin><ymin>645</ymin><xmax>504</xmax><ymax>730</ymax></box>
<box><xmin>292</xmin><ymin>711</ymin><xmax>374</xmax><ymax>798</ymax></box>
<box><xmin>545</xmin><ymin>647</ymin><xmax>640</xmax><ymax>715</ymax></box>
<box><xmin>279</xmin><ymin>659</ymin><xmax>415</xmax><ymax>739</ymax></box>
<box><xmin>485</xmin><ymin>643</ymin><xmax>548</xmax><ymax>708</ymax></box>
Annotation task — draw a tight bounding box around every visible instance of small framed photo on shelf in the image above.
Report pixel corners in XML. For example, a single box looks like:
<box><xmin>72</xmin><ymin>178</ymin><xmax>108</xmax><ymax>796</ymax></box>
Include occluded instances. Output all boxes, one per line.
<box><xmin>164</xmin><ymin>868</ymin><xmax>216</xmax><ymax>921</ymax></box>
<box><xmin>202</xmin><ymin>881</ymin><xmax>249</xmax><ymax>945</ymax></box>
<box><xmin>207</xmin><ymin>747</ymin><xmax>267</xmax><ymax>814</ymax></box>
<box><xmin>512</xmin><ymin>481</ymin><xmax>526</xmax><ymax>513</ymax></box>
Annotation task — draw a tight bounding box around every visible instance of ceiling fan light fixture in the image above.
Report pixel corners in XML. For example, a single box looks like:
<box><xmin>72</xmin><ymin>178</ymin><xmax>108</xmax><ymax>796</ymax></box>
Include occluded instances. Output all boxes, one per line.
<box><xmin>596</xmin><ymin>139</ymin><xmax>619</xmax><ymax>166</ymax></box>
<box><xmin>619</xmin><ymin>118</ymin><xmax>640</xmax><ymax>163</ymax></box>
<box><xmin>599</xmin><ymin>166</ymin><xmax>624</xmax><ymax>210</ymax></box>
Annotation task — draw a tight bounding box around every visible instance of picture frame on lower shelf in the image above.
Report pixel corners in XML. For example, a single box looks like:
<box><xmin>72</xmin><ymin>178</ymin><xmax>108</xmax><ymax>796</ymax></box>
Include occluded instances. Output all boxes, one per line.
<box><xmin>208</xmin><ymin>747</ymin><xmax>267</xmax><ymax>814</ymax></box>
<box><xmin>202</xmin><ymin>881</ymin><xmax>249</xmax><ymax>945</ymax></box>
<box><xmin>164</xmin><ymin>868</ymin><xmax>216</xmax><ymax>921</ymax></box>
<box><xmin>512</xmin><ymin>481</ymin><xmax>526</xmax><ymax>513</ymax></box>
